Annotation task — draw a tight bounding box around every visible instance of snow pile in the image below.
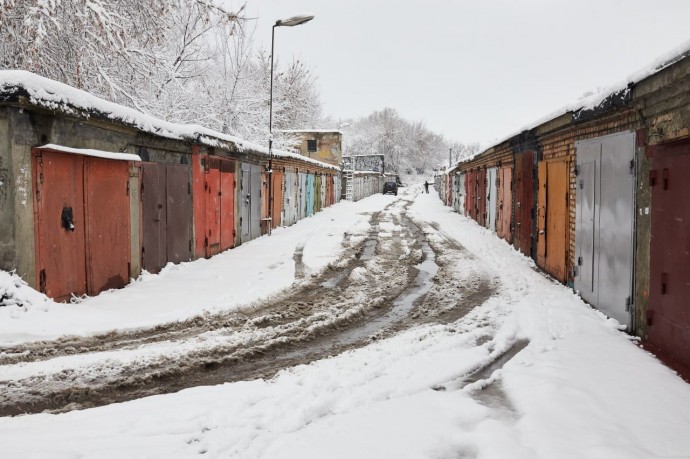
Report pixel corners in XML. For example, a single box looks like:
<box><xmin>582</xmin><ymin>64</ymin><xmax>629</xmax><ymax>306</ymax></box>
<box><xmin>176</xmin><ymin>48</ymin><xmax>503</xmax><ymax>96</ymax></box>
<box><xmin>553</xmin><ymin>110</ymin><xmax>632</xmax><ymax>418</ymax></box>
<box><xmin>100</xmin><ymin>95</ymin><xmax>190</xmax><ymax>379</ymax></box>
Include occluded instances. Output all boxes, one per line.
<box><xmin>0</xmin><ymin>271</ymin><xmax>51</xmax><ymax>312</ymax></box>
<box><xmin>1</xmin><ymin>187</ymin><xmax>690</xmax><ymax>458</ymax></box>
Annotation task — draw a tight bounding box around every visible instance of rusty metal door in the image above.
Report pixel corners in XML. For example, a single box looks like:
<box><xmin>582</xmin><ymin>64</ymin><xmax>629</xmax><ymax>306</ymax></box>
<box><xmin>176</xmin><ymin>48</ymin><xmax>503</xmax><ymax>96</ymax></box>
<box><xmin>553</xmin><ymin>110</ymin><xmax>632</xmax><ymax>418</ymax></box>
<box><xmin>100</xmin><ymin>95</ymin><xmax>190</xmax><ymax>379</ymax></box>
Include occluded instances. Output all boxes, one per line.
<box><xmin>457</xmin><ymin>173</ymin><xmax>466</xmax><ymax>214</ymax></box>
<box><xmin>536</xmin><ymin>160</ymin><xmax>568</xmax><ymax>282</ymax></box>
<box><xmin>141</xmin><ymin>163</ymin><xmax>166</xmax><ymax>273</ymax></box>
<box><xmin>514</xmin><ymin>151</ymin><xmax>535</xmax><ymax>257</ymax></box>
<box><xmin>272</xmin><ymin>170</ymin><xmax>284</xmax><ymax>228</ymax></box>
<box><xmin>165</xmin><ymin>163</ymin><xmax>192</xmax><ymax>264</ymax></box>
<box><xmin>33</xmin><ymin>150</ymin><xmax>87</xmax><ymax>301</ymax></box>
<box><xmin>84</xmin><ymin>157</ymin><xmax>130</xmax><ymax>295</ymax></box>
<box><xmin>240</xmin><ymin>163</ymin><xmax>251</xmax><ymax>243</ymax></box>
<box><xmin>465</xmin><ymin>171</ymin><xmax>476</xmax><ymax>220</ymax></box>
<box><xmin>575</xmin><ymin>132</ymin><xmax>635</xmax><ymax>328</ymax></box>
<box><xmin>477</xmin><ymin>169</ymin><xmax>487</xmax><ymax>227</ymax></box>
<box><xmin>497</xmin><ymin>166</ymin><xmax>512</xmax><ymax>242</ymax></box>
<box><xmin>648</xmin><ymin>140</ymin><xmax>690</xmax><ymax>368</ymax></box>
<box><xmin>250</xmin><ymin>164</ymin><xmax>262</xmax><ymax>240</ymax></box>
<box><xmin>206</xmin><ymin>161</ymin><xmax>222</xmax><ymax>256</ymax></box>
<box><xmin>537</xmin><ymin>162</ymin><xmax>547</xmax><ymax>267</ymax></box>
<box><xmin>487</xmin><ymin>167</ymin><xmax>497</xmax><ymax>232</ymax></box>
<box><xmin>219</xmin><ymin>162</ymin><xmax>235</xmax><ymax>251</ymax></box>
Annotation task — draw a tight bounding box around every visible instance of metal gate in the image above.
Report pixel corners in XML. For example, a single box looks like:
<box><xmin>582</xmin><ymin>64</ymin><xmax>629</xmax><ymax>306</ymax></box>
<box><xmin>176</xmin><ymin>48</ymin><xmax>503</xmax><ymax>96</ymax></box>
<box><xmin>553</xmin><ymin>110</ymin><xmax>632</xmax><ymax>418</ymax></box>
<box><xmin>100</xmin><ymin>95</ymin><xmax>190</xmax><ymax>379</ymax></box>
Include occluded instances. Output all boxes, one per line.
<box><xmin>514</xmin><ymin>151</ymin><xmax>536</xmax><ymax>257</ymax></box>
<box><xmin>240</xmin><ymin>163</ymin><xmax>251</xmax><ymax>243</ymax></box>
<box><xmin>457</xmin><ymin>173</ymin><xmax>466</xmax><ymax>214</ymax></box>
<box><xmin>219</xmin><ymin>160</ymin><xmax>235</xmax><ymax>251</ymax></box>
<box><xmin>272</xmin><ymin>170</ymin><xmax>284</xmax><ymax>228</ymax></box>
<box><xmin>33</xmin><ymin>148</ymin><xmax>132</xmax><ymax>301</ymax></box>
<box><xmin>298</xmin><ymin>172</ymin><xmax>307</xmax><ymax>220</ymax></box>
<box><xmin>283</xmin><ymin>171</ymin><xmax>296</xmax><ymax>226</ymax></box>
<box><xmin>497</xmin><ymin>166</ymin><xmax>512</xmax><ymax>242</ymax></box>
<box><xmin>536</xmin><ymin>159</ymin><xmax>569</xmax><ymax>283</ymax></box>
<box><xmin>647</xmin><ymin>139</ymin><xmax>690</xmax><ymax>368</ymax></box>
<box><xmin>574</xmin><ymin>132</ymin><xmax>635</xmax><ymax>328</ymax></box>
<box><xmin>486</xmin><ymin>167</ymin><xmax>497</xmax><ymax>232</ymax></box>
<box><xmin>477</xmin><ymin>168</ymin><xmax>487</xmax><ymax>227</ymax></box>
<box><xmin>142</xmin><ymin>162</ymin><xmax>192</xmax><ymax>273</ymax></box>
<box><xmin>306</xmin><ymin>173</ymin><xmax>314</xmax><ymax>217</ymax></box>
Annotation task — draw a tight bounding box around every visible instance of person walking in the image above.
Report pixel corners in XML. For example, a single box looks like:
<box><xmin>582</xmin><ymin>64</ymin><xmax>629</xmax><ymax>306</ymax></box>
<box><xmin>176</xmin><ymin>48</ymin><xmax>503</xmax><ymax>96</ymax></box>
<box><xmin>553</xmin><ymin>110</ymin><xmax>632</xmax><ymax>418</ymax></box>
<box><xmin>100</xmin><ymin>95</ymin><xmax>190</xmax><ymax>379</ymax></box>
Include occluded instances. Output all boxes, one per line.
<box><xmin>424</xmin><ymin>180</ymin><xmax>429</xmax><ymax>193</ymax></box>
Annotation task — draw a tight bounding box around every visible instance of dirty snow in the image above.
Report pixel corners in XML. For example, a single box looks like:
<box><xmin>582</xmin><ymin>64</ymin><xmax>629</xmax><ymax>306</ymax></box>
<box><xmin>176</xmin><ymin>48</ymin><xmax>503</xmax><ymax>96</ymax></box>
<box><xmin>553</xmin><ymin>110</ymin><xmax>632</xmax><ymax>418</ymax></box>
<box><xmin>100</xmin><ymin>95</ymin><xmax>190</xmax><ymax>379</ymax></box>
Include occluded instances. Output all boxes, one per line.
<box><xmin>1</xmin><ymin>183</ymin><xmax>690</xmax><ymax>458</ymax></box>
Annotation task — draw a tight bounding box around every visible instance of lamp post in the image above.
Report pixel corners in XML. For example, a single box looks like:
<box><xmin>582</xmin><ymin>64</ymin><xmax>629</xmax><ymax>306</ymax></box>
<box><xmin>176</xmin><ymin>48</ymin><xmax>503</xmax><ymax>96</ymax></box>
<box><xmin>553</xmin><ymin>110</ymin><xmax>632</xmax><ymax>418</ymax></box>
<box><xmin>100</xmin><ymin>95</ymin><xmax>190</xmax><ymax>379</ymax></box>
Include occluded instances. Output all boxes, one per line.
<box><xmin>268</xmin><ymin>14</ymin><xmax>314</xmax><ymax>235</ymax></box>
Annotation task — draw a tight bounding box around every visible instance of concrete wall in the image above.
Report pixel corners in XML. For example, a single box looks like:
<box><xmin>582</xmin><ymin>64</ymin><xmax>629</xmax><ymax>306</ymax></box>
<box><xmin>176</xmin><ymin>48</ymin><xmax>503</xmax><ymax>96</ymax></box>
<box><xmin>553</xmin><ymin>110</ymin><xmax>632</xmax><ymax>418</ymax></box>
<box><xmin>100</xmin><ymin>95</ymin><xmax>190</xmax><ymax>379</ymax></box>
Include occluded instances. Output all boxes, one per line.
<box><xmin>293</xmin><ymin>131</ymin><xmax>342</xmax><ymax>166</ymax></box>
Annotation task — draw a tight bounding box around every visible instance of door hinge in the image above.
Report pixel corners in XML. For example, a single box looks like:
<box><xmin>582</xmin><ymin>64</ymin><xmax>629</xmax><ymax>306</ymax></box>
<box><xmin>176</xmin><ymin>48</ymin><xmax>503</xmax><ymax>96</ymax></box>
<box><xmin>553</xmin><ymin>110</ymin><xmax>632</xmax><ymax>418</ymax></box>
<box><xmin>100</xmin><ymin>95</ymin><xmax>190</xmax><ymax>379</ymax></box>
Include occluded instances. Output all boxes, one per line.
<box><xmin>629</xmin><ymin>159</ymin><xmax>635</xmax><ymax>176</ymax></box>
<box><xmin>39</xmin><ymin>172</ymin><xmax>44</xmax><ymax>184</ymax></box>
<box><xmin>579</xmin><ymin>179</ymin><xmax>584</xmax><ymax>189</ymax></box>
<box><xmin>204</xmin><ymin>236</ymin><xmax>208</xmax><ymax>247</ymax></box>
<box><xmin>574</xmin><ymin>165</ymin><xmax>580</xmax><ymax>176</ymax></box>
<box><xmin>126</xmin><ymin>180</ymin><xmax>130</xmax><ymax>196</ymax></box>
<box><xmin>625</xmin><ymin>296</ymin><xmax>632</xmax><ymax>311</ymax></box>
<box><xmin>233</xmin><ymin>229</ymin><xmax>236</xmax><ymax>238</ymax></box>
<box><xmin>577</xmin><ymin>256</ymin><xmax>583</xmax><ymax>266</ymax></box>
<box><xmin>39</xmin><ymin>269</ymin><xmax>46</xmax><ymax>293</ymax></box>
<box><xmin>573</xmin><ymin>265</ymin><xmax>580</xmax><ymax>277</ymax></box>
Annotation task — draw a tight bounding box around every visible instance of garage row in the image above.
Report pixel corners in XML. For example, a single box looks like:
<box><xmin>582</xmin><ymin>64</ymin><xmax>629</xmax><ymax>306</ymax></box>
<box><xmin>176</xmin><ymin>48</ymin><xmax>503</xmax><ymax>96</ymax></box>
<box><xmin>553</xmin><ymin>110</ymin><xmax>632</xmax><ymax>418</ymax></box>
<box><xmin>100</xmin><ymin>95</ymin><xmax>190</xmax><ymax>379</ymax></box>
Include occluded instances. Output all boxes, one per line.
<box><xmin>0</xmin><ymin>71</ymin><xmax>389</xmax><ymax>304</ymax></box>
<box><xmin>435</xmin><ymin>46</ymin><xmax>690</xmax><ymax>378</ymax></box>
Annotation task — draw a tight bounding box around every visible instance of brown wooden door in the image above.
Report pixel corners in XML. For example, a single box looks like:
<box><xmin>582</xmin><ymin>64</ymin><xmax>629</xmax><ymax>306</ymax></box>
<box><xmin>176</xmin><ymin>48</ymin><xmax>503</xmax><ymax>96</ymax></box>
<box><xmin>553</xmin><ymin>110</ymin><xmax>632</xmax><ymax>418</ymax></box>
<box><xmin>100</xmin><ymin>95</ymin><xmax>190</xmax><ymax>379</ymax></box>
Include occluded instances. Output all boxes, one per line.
<box><xmin>166</xmin><ymin>163</ymin><xmax>192</xmax><ymax>264</ymax></box>
<box><xmin>544</xmin><ymin>160</ymin><xmax>568</xmax><ymax>282</ymax></box>
<box><xmin>33</xmin><ymin>150</ymin><xmax>87</xmax><ymax>301</ymax></box>
<box><xmin>84</xmin><ymin>157</ymin><xmax>130</xmax><ymax>294</ymax></box>
<box><xmin>649</xmin><ymin>140</ymin><xmax>690</xmax><ymax>370</ymax></box>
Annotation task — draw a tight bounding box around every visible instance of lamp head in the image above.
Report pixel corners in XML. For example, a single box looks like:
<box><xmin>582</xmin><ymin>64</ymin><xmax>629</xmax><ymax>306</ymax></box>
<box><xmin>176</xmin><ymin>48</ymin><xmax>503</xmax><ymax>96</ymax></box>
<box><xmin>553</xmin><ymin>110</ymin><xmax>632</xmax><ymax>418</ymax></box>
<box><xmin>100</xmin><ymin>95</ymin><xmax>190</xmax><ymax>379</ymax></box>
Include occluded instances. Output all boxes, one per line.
<box><xmin>275</xmin><ymin>14</ymin><xmax>314</xmax><ymax>27</ymax></box>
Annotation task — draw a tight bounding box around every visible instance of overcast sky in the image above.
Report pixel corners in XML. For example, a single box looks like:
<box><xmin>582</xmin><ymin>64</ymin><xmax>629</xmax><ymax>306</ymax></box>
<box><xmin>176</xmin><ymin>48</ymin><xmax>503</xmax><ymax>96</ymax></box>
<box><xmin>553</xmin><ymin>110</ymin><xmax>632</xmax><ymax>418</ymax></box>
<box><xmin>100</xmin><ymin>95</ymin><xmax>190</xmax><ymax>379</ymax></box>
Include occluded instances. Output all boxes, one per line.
<box><xmin>238</xmin><ymin>0</ymin><xmax>690</xmax><ymax>147</ymax></box>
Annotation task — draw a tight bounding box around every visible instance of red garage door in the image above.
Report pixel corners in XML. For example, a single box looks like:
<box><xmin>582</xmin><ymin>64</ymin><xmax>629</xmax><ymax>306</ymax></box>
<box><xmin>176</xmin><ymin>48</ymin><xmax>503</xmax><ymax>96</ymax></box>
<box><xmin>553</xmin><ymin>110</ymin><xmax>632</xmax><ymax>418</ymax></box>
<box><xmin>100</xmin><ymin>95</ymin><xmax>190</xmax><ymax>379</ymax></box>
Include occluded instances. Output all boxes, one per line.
<box><xmin>648</xmin><ymin>139</ymin><xmax>690</xmax><ymax>373</ymax></box>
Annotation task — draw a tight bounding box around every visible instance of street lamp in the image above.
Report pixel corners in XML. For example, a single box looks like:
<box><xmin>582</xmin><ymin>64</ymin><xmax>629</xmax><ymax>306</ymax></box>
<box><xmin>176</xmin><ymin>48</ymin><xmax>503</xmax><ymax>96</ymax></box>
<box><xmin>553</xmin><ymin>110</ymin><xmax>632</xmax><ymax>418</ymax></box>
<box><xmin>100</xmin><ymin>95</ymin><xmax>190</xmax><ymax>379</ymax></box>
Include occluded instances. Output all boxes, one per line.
<box><xmin>268</xmin><ymin>14</ymin><xmax>314</xmax><ymax>235</ymax></box>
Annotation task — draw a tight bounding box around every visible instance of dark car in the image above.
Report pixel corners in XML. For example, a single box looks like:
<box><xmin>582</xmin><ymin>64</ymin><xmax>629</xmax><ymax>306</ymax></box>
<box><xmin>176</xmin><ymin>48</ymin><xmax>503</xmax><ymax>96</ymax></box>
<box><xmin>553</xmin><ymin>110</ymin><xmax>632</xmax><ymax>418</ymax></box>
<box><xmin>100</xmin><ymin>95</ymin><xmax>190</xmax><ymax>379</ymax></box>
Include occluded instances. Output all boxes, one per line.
<box><xmin>383</xmin><ymin>181</ymin><xmax>398</xmax><ymax>196</ymax></box>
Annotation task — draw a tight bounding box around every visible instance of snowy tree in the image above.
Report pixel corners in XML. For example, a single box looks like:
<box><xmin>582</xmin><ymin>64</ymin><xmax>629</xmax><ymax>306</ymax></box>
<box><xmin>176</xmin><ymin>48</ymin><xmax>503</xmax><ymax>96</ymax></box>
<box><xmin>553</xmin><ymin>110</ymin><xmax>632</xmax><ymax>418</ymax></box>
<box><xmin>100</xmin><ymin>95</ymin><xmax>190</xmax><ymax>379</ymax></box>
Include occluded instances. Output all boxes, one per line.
<box><xmin>449</xmin><ymin>141</ymin><xmax>482</xmax><ymax>163</ymax></box>
<box><xmin>342</xmin><ymin>108</ymin><xmax>458</xmax><ymax>174</ymax></box>
<box><xmin>0</xmin><ymin>0</ymin><xmax>245</xmax><ymax>117</ymax></box>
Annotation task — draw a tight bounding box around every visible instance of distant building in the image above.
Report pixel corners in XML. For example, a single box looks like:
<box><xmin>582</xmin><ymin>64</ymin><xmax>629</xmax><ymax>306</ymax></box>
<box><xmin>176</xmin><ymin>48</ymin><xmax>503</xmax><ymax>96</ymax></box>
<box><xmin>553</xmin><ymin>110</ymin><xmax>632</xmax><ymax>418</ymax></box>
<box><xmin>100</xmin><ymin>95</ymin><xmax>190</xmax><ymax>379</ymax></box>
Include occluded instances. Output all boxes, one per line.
<box><xmin>283</xmin><ymin>130</ymin><xmax>342</xmax><ymax>166</ymax></box>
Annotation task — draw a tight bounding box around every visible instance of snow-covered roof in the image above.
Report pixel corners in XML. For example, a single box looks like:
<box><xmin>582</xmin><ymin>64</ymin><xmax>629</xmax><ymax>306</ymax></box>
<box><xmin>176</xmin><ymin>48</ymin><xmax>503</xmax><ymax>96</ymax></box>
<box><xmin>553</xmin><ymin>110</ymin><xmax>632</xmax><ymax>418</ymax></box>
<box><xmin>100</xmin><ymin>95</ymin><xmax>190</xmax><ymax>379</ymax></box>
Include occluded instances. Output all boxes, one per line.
<box><xmin>0</xmin><ymin>70</ymin><xmax>340</xmax><ymax>172</ymax></box>
<box><xmin>460</xmin><ymin>39</ymin><xmax>690</xmax><ymax>166</ymax></box>
<box><xmin>280</xmin><ymin>129</ymin><xmax>343</xmax><ymax>135</ymax></box>
<box><xmin>39</xmin><ymin>144</ymin><xmax>141</xmax><ymax>162</ymax></box>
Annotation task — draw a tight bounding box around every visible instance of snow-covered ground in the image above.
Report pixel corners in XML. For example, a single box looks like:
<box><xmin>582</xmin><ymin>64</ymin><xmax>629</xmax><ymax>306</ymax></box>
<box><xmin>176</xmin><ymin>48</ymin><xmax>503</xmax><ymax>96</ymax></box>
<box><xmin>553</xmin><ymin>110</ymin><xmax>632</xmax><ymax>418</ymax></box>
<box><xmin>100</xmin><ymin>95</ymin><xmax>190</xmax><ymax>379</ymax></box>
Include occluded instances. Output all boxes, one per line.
<box><xmin>2</xmin><ymin>183</ymin><xmax>690</xmax><ymax>459</ymax></box>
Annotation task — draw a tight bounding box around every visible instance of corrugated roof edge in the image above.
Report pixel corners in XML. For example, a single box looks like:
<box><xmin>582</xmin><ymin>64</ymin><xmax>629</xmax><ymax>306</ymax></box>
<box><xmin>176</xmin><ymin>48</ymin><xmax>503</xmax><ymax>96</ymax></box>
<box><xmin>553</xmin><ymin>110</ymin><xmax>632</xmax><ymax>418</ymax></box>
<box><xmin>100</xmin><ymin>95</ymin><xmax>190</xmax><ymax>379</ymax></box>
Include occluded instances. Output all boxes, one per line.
<box><xmin>0</xmin><ymin>70</ymin><xmax>340</xmax><ymax>172</ymax></box>
<box><xmin>454</xmin><ymin>39</ymin><xmax>690</xmax><ymax>168</ymax></box>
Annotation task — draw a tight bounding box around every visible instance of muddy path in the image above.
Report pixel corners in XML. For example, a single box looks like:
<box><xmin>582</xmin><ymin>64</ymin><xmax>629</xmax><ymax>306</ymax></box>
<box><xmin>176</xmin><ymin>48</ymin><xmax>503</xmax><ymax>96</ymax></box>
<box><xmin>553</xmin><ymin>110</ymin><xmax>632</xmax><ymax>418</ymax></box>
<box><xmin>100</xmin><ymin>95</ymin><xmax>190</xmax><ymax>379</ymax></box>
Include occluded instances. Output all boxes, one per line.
<box><xmin>0</xmin><ymin>193</ymin><xmax>496</xmax><ymax>416</ymax></box>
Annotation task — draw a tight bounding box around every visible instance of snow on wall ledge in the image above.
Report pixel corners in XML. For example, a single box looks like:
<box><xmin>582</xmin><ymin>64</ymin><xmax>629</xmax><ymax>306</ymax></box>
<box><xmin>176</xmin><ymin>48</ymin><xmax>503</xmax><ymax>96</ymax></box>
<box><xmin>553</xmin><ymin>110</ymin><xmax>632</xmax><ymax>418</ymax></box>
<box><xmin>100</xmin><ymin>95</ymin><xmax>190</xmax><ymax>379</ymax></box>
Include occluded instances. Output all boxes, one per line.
<box><xmin>37</xmin><ymin>144</ymin><xmax>141</xmax><ymax>162</ymax></box>
<box><xmin>0</xmin><ymin>70</ymin><xmax>339</xmax><ymax>172</ymax></box>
